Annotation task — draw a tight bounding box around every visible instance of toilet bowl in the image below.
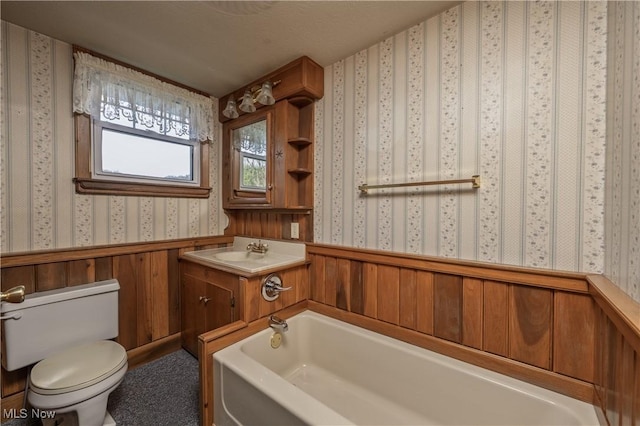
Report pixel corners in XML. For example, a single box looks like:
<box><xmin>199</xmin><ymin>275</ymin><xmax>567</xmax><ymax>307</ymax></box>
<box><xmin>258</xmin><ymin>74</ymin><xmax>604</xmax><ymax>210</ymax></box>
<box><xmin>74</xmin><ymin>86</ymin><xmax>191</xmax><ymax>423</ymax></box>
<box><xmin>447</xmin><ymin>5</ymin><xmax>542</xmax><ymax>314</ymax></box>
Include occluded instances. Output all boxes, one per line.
<box><xmin>1</xmin><ymin>280</ymin><xmax>128</xmax><ymax>425</ymax></box>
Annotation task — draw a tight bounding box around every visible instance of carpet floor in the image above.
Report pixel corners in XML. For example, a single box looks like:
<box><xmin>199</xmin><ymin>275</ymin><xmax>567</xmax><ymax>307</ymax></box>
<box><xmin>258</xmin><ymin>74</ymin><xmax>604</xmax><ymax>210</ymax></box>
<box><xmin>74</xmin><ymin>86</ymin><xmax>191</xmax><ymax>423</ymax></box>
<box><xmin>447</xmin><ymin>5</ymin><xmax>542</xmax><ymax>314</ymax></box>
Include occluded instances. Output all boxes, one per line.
<box><xmin>2</xmin><ymin>349</ymin><xmax>199</xmax><ymax>426</ymax></box>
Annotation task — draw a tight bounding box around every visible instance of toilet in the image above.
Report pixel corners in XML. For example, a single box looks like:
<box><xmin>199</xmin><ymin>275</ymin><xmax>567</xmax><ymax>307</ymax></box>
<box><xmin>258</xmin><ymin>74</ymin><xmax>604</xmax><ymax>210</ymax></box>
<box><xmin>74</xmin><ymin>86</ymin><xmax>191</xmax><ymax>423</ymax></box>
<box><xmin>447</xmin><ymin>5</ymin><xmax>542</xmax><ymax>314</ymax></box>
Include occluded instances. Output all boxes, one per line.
<box><xmin>1</xmin><ymin>279</ymin><xmax>128</xmax><ymax>425</ymax></box>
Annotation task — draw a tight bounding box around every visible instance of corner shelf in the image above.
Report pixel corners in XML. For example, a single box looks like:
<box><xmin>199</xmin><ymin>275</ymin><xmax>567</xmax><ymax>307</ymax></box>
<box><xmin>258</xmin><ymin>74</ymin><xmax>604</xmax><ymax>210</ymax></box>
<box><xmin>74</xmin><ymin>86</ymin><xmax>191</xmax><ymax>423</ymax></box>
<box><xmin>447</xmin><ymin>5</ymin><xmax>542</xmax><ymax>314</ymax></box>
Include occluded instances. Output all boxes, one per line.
<box><xmin>287</xmin><ymin>168</ymin><xmax>312</xmax><ymax>177</ymax></box>
<box><xmin>287</xmin><ymin>137</ymin><xmax>312</xmax><ymax>147</ymax></box>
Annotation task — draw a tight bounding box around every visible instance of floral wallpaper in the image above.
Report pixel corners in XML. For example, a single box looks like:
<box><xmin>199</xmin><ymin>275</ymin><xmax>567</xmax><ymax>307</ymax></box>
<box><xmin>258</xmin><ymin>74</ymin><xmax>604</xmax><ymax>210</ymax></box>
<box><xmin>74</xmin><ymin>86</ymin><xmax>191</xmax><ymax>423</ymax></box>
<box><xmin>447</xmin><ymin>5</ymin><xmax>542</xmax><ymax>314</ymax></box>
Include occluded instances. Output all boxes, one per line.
<box><xmin>1</xmin><ymin>21</ymin><xmax>224</xmax><ymax>253</ymax></box>
<box><xmin>314</xmin><ymin>1</ymin><xmax>608</xmax><ymax>274</ymax></box>
<box><xmin>605</xmin><ymin>1</ymin><xmax>640</xmax><ymax>302</ymax></box>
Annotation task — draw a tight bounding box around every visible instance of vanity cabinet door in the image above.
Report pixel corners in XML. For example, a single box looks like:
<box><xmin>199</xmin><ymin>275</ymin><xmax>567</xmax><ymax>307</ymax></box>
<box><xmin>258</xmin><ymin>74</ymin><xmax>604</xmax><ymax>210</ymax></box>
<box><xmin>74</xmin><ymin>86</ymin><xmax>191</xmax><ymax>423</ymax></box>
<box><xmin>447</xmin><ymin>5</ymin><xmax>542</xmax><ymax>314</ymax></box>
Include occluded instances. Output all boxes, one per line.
<box><xmin>180</xmin><ymin>263</ymin><xmax>239</xmax><ymax>358</ymax></box>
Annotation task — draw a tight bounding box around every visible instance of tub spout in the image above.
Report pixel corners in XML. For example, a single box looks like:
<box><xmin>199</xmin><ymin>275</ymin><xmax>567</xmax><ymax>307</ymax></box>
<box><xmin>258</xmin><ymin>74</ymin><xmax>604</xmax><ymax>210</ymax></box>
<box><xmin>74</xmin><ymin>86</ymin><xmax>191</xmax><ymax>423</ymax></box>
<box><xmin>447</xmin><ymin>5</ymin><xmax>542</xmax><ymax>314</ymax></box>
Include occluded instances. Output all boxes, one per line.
<box><xmin>269</xmin><ymin>315</ymin><xmax>288</xmax><ymax>333</ymax></box>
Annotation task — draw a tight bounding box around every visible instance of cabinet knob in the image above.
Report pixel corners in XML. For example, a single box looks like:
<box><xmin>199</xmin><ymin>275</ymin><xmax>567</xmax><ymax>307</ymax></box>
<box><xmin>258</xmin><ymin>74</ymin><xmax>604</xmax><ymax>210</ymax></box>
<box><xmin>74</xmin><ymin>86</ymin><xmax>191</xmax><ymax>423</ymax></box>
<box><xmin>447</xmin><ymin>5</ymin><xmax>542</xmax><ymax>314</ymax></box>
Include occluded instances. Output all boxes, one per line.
<box><xmin>267</xmin><ymin>184</ymin><xmax>273</xmax><ymax>190</ymax></box>
<box><xmin>199</xmin><ymin>296</ymin><xmax>211</xmax><ymax>304</ymax></box>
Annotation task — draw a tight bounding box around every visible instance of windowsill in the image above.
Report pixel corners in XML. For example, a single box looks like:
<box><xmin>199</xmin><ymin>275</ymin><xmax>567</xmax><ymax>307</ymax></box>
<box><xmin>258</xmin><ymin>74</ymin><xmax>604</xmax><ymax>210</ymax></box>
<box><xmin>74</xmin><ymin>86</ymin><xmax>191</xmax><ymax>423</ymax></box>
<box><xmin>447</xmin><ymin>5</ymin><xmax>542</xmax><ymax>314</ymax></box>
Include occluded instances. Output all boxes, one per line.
<box><xmin>74</xmin><ymin>177</ymin><xmax>211</xmax><ymax>198</ymax></box>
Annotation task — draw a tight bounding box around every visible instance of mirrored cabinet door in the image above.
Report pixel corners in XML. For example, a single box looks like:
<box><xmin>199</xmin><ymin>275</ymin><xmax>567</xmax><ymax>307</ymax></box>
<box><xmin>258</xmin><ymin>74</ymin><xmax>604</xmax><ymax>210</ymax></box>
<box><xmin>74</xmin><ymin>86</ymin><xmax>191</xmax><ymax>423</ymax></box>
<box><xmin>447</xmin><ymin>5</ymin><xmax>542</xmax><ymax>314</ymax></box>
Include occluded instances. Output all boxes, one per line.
<box><xmin>223</xmin><ymin>107</ymin><xmax>273</xmax><ymax>208</ymax></box>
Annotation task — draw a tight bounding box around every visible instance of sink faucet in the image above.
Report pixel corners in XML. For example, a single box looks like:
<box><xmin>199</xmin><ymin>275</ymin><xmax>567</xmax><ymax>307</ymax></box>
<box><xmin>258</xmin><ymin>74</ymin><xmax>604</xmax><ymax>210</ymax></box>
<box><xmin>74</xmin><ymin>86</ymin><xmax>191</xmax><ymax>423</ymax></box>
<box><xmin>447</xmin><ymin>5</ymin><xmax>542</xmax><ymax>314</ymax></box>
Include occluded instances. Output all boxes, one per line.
<box><xmin>269</xmin><ymin>315</ymin><xmax>288</xmax><ymax>333</ymax></box>
<box><xmin>246</xmin><ymin>240</ymin><xmax>269</xmax><ymax>254</ymax></box>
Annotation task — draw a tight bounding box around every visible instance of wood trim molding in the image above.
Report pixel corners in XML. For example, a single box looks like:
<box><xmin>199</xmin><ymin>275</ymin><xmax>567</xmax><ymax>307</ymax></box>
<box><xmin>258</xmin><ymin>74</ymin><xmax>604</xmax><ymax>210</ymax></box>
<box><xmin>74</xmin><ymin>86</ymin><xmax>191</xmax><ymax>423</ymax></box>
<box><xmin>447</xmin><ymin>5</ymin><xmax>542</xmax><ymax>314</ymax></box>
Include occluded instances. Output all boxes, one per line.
<box><xmin>0</xmin><ymin>235</ymin><xmax>234</xmax><ymax>267</ymax></box>
<box><xmin>73</xmin><ymin>177</ymin><xmax>212</xmax><ymax>198</ymax></box>
<box><xmin>588</xmin><ymin>274</ymin><xmax>640</xmax><ymax>353</ymax></box>
<box><xmin>307</xmin><ymin>243</ymin><xmax>589</xmax><ymax>293</ymax></box>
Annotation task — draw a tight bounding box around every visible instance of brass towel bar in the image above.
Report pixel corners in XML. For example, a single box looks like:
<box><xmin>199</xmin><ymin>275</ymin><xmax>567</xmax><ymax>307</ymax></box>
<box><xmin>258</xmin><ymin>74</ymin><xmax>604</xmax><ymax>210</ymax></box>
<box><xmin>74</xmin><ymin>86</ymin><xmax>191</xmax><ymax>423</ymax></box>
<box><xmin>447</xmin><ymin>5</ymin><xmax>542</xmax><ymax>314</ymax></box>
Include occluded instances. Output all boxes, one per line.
<box><xmin>358</xmin><ymin>175</ymin><xmax>481</xmax><ymax>194</ymax></box>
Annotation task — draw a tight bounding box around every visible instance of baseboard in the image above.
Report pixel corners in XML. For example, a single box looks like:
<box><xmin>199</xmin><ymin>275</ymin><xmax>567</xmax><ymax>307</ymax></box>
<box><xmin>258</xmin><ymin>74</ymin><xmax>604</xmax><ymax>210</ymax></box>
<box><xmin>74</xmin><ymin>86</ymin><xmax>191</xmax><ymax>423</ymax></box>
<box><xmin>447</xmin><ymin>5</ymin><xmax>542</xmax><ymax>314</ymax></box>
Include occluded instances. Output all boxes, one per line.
<box><xmin>126</xmin><ymin>333</ymin><xmax>183</xmax><ymax>370</ymax></box>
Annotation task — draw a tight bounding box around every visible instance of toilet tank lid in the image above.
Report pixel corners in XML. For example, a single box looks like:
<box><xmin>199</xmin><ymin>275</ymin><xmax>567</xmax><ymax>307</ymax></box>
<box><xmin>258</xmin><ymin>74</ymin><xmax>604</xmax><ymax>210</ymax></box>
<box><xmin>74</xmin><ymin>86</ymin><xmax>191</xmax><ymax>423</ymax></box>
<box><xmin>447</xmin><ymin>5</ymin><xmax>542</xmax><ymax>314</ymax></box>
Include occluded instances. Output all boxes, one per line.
<box><xmin>0</xmin><ymin>279</ymin><xmax>120</xmax><ymax>314</ymax></box>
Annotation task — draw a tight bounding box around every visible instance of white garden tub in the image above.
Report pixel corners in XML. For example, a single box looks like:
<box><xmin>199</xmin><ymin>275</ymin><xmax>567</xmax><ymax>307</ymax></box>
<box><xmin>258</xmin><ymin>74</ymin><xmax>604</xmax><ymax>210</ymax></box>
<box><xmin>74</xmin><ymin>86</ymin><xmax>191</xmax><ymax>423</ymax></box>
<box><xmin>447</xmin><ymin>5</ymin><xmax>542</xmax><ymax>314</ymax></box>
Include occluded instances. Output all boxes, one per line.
<box><xmin>213</xmin><ymin>311</ymin><xmax>599</xmax><ymax>426</ymax></box>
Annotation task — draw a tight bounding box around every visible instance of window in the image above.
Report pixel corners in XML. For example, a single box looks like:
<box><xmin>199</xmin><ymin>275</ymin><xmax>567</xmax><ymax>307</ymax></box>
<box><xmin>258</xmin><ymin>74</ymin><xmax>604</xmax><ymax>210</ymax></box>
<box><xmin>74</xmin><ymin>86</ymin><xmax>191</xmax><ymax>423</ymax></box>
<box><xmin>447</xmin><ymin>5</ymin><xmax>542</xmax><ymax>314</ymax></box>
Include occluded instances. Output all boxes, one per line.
<box><xmin>72</xmin><ymin>50</ymin><xmax>213</xmax><ymax>198</ymax></box>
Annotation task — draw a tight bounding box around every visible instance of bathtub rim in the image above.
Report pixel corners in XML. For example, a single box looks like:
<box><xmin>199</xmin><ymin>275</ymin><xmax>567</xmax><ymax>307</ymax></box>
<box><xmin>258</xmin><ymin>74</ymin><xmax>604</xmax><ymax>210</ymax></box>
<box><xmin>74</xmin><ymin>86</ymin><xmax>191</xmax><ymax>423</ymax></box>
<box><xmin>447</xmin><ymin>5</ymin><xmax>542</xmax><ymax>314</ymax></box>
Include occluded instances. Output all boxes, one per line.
<box><xmin>214</xmin><ymin>309</ymin><xmax>600</xmax><ymax>426</ymax></box>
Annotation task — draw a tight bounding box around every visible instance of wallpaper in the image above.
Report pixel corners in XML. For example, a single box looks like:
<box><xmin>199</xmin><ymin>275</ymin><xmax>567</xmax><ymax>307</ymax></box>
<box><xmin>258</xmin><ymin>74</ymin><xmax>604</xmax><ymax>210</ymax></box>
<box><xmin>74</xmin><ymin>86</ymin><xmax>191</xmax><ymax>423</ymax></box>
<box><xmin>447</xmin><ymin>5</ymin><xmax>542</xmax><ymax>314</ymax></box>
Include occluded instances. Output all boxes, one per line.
<box><xmin>1</xmin><ymin>21</ymin><xmax>224</xmax><ymax>253</ymax></box>
<box><xmin>605</xmin><ymin>1</ymin><xmax>640</xmax><ymax>303</ymax></box>
<box><xmin>314</xmin><ymin>1</ymin><xmax>608</xmax><ymax>274</ymax></box>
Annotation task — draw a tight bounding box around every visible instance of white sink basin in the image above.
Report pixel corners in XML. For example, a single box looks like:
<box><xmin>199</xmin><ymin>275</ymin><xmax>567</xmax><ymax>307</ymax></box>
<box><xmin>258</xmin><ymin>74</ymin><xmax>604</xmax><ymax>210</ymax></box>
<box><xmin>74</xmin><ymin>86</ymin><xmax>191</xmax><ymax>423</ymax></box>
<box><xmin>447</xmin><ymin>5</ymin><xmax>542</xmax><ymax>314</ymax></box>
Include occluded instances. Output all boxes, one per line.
<box><xmin>181</xmin><ymin>238</ymin><xmax>306</xmax><ymax>275</ymax></box>
<box><xmin>215</xmin><ymin>251</ymin><xmax>256</xmax><ymax>261</ymax></box>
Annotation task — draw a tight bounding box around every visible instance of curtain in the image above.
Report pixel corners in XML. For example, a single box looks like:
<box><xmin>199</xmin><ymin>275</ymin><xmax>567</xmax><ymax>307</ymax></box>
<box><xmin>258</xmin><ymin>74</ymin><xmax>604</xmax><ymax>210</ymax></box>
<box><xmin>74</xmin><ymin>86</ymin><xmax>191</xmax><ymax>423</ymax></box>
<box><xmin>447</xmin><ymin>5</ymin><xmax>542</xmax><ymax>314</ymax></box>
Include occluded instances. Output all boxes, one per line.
<box><xmin>72</xmin><ymin>52</ymin><xmax>215</xmax><ymax>142</ymax></box>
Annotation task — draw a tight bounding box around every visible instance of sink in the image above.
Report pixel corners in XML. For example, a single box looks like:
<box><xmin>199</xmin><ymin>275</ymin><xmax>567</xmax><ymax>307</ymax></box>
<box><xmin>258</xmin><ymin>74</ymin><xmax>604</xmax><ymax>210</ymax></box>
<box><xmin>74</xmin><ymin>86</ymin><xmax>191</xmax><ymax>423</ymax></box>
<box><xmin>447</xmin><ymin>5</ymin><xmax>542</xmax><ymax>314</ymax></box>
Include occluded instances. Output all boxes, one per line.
<box><xmin>215</xmin><ymin>251</ymin><xmax>254</xmax><ymax>261</ymax></box>
<box><xmin>181</xmin><ymin>237</ymin><xmax>306</xmax><ymax>275</ymax></box>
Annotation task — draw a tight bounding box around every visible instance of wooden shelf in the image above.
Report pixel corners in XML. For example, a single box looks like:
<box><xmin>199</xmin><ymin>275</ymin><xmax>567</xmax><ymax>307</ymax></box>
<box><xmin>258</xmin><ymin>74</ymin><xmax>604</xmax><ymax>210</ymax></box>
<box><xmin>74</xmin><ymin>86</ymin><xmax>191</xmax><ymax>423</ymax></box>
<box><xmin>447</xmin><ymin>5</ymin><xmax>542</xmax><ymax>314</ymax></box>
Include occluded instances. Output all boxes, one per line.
<box><xmin>288</xmin><ymin>96</ymin><xmax>314</xmax><ymax>108</ymax></box>
<box><xmin>287</xmin><ymin>137</ymin><xmax>312</xmax><ymax>147</ymax></box>
<box><xmin>288</xmin><ymin>168</ymin><xmax>312</xmax><ymax>177</ymax></box>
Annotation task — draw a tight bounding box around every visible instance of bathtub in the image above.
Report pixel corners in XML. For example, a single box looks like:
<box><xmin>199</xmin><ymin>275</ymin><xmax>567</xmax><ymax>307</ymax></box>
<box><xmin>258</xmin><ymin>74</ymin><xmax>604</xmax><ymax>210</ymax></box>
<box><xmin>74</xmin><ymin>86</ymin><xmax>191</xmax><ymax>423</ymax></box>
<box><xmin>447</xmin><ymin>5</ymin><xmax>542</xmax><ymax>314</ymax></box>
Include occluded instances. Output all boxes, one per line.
<box><xmin>213</xmin><ymin>311</ymin><xmax>599</xmax><ymax>426</ymax></box>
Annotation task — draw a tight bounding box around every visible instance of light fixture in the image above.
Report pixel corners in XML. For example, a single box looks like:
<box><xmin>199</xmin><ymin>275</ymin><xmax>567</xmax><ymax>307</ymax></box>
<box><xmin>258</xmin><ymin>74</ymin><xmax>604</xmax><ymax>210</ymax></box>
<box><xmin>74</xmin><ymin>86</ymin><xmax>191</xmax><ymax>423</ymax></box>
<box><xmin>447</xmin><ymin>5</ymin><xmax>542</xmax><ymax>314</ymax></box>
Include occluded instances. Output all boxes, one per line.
<box><xmin>222</xmin><ymin>80</ymin><xmax>280</xmax><ymax>119</ymax></box>
<box><xmin>222</xmin><ymin>98</ymin><xmax>239</xmax><ymax>119</ymax></box>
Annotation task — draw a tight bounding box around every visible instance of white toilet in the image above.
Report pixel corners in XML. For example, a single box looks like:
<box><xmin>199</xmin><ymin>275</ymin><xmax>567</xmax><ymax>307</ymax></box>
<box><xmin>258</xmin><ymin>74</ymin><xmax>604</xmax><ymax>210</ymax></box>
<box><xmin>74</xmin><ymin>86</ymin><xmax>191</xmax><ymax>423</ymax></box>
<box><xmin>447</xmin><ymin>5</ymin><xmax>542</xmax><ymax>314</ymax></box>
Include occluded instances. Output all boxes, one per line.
<box><xmin>1</xmin><ymin>279</ymin><xmax>128</xmax><ymax>425</ymax></box>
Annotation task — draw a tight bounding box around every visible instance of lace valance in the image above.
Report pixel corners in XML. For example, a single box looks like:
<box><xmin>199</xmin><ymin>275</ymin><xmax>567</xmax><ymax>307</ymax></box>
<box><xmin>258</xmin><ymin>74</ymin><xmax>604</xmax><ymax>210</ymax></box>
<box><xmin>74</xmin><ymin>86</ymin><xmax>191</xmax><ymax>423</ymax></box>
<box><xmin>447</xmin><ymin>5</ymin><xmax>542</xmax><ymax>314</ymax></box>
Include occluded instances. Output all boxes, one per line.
<box><xmin>72</xmin><ymin>52</ymin><xmax>215</xmax><ymax>142</ymax></box>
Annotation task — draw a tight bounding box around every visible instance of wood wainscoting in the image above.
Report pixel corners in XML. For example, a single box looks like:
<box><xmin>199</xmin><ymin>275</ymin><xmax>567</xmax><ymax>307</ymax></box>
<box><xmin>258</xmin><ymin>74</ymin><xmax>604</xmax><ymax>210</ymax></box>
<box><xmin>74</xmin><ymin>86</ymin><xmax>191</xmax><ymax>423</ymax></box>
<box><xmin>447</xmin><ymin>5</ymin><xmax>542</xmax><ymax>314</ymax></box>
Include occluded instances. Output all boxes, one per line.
<box><xmin>307</xmin><ymin>243</ymin><xmax>639</xmax><ymax>425</ymax></box>
<box><xmin>224</xmin><ymin>210</ymin><xmax>313</xmax><ymax>242</ymax></box>
<box><xmin>590</xmin><ymin>275</ymin><xmax>640</xmax><ymax>426</ymax></box>
<box><xmin>0</xmin><ymin>235</ymin><xmax>232</xmax><ymax>419</ymax></box>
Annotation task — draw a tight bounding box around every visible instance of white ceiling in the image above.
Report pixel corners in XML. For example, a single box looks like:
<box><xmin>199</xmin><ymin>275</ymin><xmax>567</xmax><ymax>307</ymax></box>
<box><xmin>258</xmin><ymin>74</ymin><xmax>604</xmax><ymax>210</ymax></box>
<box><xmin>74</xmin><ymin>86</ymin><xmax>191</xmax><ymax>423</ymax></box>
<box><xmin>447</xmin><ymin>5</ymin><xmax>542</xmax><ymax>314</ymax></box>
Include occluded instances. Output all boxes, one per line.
<box><xmin>1</xmin><ymin>1</ymin><xmax>460</xmax><ymax>97</ymax></box>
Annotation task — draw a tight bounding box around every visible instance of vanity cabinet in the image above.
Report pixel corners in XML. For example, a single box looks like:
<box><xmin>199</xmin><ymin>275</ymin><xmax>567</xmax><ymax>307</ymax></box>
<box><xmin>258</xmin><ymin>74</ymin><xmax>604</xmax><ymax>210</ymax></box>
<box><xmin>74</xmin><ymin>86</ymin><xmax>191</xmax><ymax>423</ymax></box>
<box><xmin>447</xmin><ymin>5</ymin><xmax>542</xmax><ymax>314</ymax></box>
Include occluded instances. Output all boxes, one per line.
<box><xmin>180</xmin><ymin>261</ymin><xmax>240</xmax><ymax>357</ymax></box>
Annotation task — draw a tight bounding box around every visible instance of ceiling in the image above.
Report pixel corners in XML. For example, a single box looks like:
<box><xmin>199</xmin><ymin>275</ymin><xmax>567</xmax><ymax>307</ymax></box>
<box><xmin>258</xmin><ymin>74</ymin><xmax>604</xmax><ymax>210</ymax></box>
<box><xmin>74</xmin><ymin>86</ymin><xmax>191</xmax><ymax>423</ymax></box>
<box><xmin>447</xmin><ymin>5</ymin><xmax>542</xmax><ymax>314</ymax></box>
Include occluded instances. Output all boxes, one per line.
<box><xmin>1</xmin><ymin>1</ymin><xmax>460</xmax><ymax>98</ymax></box>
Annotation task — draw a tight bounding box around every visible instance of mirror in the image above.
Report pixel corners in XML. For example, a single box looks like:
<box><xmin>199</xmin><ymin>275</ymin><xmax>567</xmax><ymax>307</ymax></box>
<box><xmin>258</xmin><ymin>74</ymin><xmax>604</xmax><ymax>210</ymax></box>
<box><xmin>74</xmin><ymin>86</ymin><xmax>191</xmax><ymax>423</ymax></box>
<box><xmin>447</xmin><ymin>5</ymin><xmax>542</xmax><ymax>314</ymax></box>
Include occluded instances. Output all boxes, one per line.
<box><xmin>234</xmin><ymin>119</ymin><xmax>267</xmax><ymax>191</ymax></box>
<box><xmin>223</xmin><ymin>107</ymin><xmax>273</xmax><ymax>207</ymax></box>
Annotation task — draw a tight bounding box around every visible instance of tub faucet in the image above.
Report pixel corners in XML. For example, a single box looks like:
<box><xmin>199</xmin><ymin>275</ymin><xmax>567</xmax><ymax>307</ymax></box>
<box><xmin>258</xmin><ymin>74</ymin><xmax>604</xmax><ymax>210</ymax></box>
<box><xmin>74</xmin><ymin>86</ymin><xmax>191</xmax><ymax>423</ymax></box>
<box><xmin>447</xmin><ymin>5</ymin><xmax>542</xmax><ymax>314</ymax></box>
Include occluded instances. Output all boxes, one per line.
<box><xmin>247</xmin><ymin>240</ymin><xmax>269</xmax><ymax>254</ymax></box>
<box><xmin>269</xmin><ymin>315</ymin><xmax>288</xmax><ymax>333</ymax></box>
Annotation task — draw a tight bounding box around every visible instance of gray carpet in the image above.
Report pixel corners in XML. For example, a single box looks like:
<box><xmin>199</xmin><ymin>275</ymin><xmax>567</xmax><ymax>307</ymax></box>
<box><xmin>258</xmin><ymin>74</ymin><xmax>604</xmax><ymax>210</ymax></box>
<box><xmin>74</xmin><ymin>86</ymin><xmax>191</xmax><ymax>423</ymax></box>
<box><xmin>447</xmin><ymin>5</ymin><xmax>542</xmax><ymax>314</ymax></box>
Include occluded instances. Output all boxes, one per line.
<box><xmin>3</xmin><ymin>349</ymin><xmax>199</xmax><ymax>426</ymax></box>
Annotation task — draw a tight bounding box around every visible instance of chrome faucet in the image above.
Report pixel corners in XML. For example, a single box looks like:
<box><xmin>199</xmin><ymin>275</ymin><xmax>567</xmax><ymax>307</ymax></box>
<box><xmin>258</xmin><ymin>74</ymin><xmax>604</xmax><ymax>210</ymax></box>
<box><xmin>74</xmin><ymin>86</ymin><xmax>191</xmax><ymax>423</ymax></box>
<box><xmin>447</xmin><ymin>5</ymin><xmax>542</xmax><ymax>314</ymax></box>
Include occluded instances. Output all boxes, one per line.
<box><xmin>269</xmin><ymin>315</ymin><xmax>288</xmax><ymax>333</ymax></box>
<box><xmin>246</xmin><ymin>240</ymin><xmax>269</xmax><ymax>254</ymax></box>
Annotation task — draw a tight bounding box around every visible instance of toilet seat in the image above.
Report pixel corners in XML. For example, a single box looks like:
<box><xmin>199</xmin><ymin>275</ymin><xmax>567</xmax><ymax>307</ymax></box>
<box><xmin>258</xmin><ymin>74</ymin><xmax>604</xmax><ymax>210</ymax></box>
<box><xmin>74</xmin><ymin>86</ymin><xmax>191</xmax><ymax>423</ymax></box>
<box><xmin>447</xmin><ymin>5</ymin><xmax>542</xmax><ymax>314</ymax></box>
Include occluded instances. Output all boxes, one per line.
<box><xmin>30</xmin><ymin>341</ymin><xmax>127</xmax><ymax>395</ymax></box>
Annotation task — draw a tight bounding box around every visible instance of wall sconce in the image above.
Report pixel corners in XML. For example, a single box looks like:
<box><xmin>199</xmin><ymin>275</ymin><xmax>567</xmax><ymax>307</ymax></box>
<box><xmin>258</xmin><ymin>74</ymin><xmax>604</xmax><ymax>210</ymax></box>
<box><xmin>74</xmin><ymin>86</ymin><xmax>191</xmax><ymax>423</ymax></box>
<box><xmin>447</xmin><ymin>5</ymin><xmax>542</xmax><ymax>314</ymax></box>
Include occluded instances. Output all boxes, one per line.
<box><xmin>222</xmin><ymin>80</ymin><xmax>281</xmax><ymax>119</ymax></box>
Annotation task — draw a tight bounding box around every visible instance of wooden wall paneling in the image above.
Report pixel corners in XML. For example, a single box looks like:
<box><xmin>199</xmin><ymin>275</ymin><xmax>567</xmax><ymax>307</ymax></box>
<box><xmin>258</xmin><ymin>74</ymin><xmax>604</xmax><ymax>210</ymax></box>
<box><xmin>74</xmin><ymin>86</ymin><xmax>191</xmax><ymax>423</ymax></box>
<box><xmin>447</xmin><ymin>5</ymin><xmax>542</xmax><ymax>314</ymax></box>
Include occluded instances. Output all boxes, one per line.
<box><xmin>363</xmin><ymin>263</ymin><xmax>378</xmax><ymax>318</ymax></box>
<box><xmin>136</xmin><ymin>253</ymin><xmax>153</xmax><ymax>346</ymax></box>
<box><xmin>433</xmin><ymin>273</ymin><xmax>463</xmax><ymax>343</ymax></box>
<box><xmin>242</xmin><ymin>276</ymin><xmax>259</xmax><ymax>322</ymax></box>
<box><xmin>483</xmin><ymin>280</ymin><xmax>509</xmax><ymax>356</ymax></box>
<box><xmin>509</xmin><ymin>285</ymin><xmax>552</xmax><ymax>369</ymax></box>
<box><xmin>336</xmin><ymin>258</ymin><xmax>350</xmax><ymax>311</ymax></box>
<box><xmin>95</xmin><ymin>257</ymin><xmax>113</xmax><ymax>281</ymax></box>
<box><xmin>310</xmin><ymin>254</ymin><xmax>325</xmax><ymax>303</ymax></box>
<box><xmin>167</xmin><ymin>249</ymin><xmax>181</xmax><ymax>335</ymax></box>
<box><xmin>67</xmin><ymin>259</ymin><xmax>96</xmax><ymax>286</ymax></box>
<box><xmin>296</xmin><ymin>264</ymin><xmax>310</xmax><ymax>302</ymax></box>
<box><xmin>399</xmin><ymin>268</ymin><xmax>417</xmax><ymax>330</ymax></box>
<box><xmin>1</xmin><ymin>265</ymin><xmax>35</xmax><ymax>293</ymax></box>
<box><xmin>605</xmin><ymin>322</ymin><xmax>622</xmax><ymax>426</ymax></box>
<box><xmin>553</xmin><ymin>292</ymin><xmax>596</xmax><ymax>383</ymax></box>
<box><xmin>324</xmin><ymin>256</ymin><xmax>337</xmax><ymax>307</ymax></box>
<box><xmin>620</xmin><ymin>339</ymin><xmax>635</xmax><ymax>425</ymax></box>
<box><xmin>35</xmin><ymin>262</ymin><xmax>67</xmax><ymax>291</ymax></box>
<box><xmin>462</xmin><ymin>277</ymin><xmax>483</xmax><ymax>350</ymax></box>
<box><xmin>376</xmin><ymin>265</ymin><xmax>400</xmax><ymax>325</ymax></box>
<box><xmin>113</xmin><ymin>255</ymin><xmax>138</xmax><ymax>350</ymax></box>
<box><xmin>349</xmin><ymin>260</ymin><xmax>364</xmax><ymax>315</ymax></box>
<box><xmin>0</xmin><ymin>367</ymin><xmax>26</xmax><ymax>398</ymax></box>
<box><xmin>281</xmin><ymin>214</ymin><xmax>292</xmax><ymax>239</ymax></box>
<box><xmin>634</xmin><ymin>352</ymin><xmax>640</xmax><ymax>425</ymax></box>
<box><xmin>416</xmin><ymin>271</ymin><xmax>434</xmax><ymax>335</ymax></box>
<box><xmin>280</xmin><ymin>268</ymin><xmax>298</xmax><ymax>308</ymax></box>
<box><xmin>151</xmin><ymin>250</ymin><xmax>170</xmax><ymax>340</ymax></box>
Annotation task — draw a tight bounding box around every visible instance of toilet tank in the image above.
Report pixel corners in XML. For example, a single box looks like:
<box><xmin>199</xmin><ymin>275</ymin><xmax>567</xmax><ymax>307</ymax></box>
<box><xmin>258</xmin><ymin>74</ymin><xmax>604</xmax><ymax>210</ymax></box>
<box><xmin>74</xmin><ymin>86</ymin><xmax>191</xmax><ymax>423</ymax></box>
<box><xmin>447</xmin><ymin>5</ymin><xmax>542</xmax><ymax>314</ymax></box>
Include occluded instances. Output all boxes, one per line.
<box><xmin>1</xmin><ymin>279</ymin><xmax>120</xmax><ymax>371</ymax></box>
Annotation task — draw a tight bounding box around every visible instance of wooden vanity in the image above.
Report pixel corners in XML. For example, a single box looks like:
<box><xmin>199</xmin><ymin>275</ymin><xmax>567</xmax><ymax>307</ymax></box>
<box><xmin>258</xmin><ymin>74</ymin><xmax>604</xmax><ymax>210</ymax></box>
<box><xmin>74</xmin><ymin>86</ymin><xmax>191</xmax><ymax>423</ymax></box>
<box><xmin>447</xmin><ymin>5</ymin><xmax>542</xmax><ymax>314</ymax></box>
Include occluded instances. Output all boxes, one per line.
<box><xmin>179</xmin><ymin>241</ymin><xmax>309</xmax><ymax>358</ymax></box>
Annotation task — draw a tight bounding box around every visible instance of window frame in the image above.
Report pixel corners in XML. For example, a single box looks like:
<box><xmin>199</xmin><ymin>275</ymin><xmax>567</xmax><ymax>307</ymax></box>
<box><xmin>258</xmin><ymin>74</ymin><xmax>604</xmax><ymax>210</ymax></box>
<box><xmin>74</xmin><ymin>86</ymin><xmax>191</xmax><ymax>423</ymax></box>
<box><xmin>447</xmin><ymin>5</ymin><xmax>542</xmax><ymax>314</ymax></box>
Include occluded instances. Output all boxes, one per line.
<box><xmin>74</xmin><ymin>113</ymin><xmax>211</xmax><ymax>198</ymax></box>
